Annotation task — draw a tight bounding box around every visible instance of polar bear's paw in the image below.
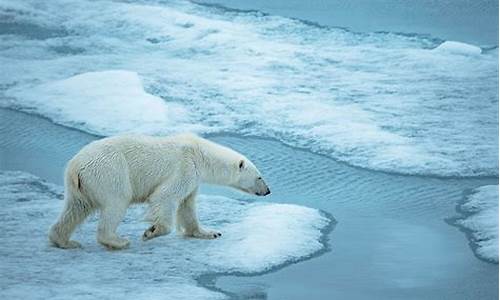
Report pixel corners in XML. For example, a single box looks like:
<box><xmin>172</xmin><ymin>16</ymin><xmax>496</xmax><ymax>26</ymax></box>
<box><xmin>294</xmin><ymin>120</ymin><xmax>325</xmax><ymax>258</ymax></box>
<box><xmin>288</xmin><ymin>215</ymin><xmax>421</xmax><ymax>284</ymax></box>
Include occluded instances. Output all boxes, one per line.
<box><xmin>63</xmin><ymin>240</ymin><xmax>82</xmax><ymax>249</ymax></box>
<box><xmin>51</xmin><ymin>239</ymin><xmax>82</xmax><ymax>249</ymax></box>
<box><xmin>142</xmin><ymin>224</ymin><xmax>170</xmax><ymax>241</ymax></box>
<box><xmin>98</xmin><ymin>237</ymin><xmax>130</xmax><ymax>250</ymax></box>
<box><xmin>189</xmin><ymin>229</ymin><xmax>222</xmax><ymax>239</ymax></box>
<box><xmin>49</xmin><ymin>228</ymin><xmax>82</xmax><ymax>249</ymax></box>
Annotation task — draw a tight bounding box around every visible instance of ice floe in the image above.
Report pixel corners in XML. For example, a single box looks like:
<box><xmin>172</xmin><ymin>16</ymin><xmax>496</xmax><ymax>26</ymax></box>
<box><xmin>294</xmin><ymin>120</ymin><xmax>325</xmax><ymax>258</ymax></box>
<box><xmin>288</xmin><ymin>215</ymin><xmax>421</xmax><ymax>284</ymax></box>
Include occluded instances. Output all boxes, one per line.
<box><xmin>454</xmin><ymin>185</ymin><xmax>498</xmax><ymax>263</ymax></box>
<box><xmin>5</xmin><ymin>70</ymin><xmax>201</xmax><ymax>135</ymax></box>
<box><xmin>0</xmin><ymin>0</ymin><xmax>497</xmax><ymax>177</ymax></box>
<box><xmin>434</xmin><ymin>41</ymin><xmax>482</xmax><ymax>56</ymax></box>
<box><xmin>0</xmin><ymin>170</ymin><xmax>330</xmax><ymax>299</ymax></box>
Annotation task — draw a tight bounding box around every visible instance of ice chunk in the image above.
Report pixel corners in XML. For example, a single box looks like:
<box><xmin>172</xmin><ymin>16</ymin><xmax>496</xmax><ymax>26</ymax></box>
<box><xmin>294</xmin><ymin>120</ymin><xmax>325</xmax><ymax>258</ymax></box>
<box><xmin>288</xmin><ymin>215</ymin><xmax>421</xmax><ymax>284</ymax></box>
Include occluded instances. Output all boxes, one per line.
<box><xmin>455</xmin><ymin>185</ymin><xmax>498</xmax><ymax>263</ymax></box>
<box><xmin>6</xmin><ymin>70</ymin><xmax>202</xmax><ymax>136</ymax></box>
<box><xmin>205</xmin><ymin>203</ymin><xmax>329</xmax><ymax>273</ymax></box>
<box><xmin>434</xmin><ymin>41</ymin><xmax>482</xmax><ymax>55</ymax></box>
<box><xmin>0</xmin><ymin>171</ymin><xmax>330</xmax><ymax>299</ymax></box>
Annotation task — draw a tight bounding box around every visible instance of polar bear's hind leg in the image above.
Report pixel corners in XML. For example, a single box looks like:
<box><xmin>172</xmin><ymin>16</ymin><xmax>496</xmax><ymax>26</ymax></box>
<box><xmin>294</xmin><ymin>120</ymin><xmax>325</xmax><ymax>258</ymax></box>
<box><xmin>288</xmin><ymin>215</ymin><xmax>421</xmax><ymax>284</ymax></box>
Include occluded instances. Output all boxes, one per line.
<box><xmin>96</xmin><ymin>202</ymin><xmax>130</xmax><ymax>250</ymax></box>
<box><xmin>49</xmin><ymin>193</ymin><xmax>95</xmax><ymax>249</ymax></box>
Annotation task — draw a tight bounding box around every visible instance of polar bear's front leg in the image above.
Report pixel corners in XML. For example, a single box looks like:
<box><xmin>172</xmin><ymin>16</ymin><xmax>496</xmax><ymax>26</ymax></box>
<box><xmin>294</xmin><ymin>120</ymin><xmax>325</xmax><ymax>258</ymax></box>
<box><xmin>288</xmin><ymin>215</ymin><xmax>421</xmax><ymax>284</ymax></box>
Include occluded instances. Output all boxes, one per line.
<box><xmin>143</xmin><ymin>186</ymin><xmax>177</xmax><ymax>241</ymax></box>
<box><xmin>177</xmin><ymin>189</ymin><xmax>222</xmax><ymax>239</ymax></box>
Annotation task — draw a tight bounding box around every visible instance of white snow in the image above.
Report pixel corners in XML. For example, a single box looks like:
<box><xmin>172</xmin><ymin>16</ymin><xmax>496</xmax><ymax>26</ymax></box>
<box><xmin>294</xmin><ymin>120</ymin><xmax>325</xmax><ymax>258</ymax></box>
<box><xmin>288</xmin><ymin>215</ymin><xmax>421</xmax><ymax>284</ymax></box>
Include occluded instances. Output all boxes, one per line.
<box><xmin>0</xmin><ymin>0</ymin><xmax>498</xmax><ymax>177</ymax></box>
<box><xmin>5</xmin><ymin>70</ymin><xmax>201</xmax><ymax>136</ymax></box>
<box><xmin>456</xmin><ymin>185</ymin><xmax>498</xmax><ymax>262</ymax></box>
<box><xmin>0</xmin><ymin>171</ymin><xmax>330</xmax><ymax>299</ymax></box>
<box><xmin>207</xmin><ymin>203</ymin><xmax>328</xmax><ymax>273</ymax></box>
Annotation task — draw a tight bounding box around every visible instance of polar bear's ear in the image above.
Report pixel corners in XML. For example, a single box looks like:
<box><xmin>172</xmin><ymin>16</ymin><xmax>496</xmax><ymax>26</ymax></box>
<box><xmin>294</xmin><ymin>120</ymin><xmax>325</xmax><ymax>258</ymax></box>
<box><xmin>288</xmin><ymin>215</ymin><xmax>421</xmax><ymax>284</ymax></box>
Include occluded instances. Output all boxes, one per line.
<box><xmin>239</xmin><ymin>160</ymin><xmax>245</xmax><ymax>170</ymax></box>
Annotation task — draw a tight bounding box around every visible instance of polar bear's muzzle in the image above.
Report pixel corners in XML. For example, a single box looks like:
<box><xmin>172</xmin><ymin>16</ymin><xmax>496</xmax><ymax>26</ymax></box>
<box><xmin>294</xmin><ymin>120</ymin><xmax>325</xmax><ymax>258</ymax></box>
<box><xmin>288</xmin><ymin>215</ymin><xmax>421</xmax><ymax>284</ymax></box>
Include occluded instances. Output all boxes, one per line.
<box><xmin>254</xmin><ymin>177</ymin><xmax>271</xmax><ymax>196</ymax></box>
<box><xmin>235</xmin><ymin>177</ymin><xmax>270</xmax><ymax>196</ymax></box>
<box><xmin>256</xmin><ymin>187</ymin><xmax>271</xmax><ymax>196</ymax></box>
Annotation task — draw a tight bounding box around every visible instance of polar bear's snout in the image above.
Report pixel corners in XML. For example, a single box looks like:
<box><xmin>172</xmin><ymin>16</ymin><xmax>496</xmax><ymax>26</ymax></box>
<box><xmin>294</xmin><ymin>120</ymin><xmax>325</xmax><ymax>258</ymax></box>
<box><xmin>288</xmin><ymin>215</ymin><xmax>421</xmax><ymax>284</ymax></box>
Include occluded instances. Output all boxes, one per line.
<box><xmin>254</xmin><ymin>177</ymin><xmax>271</xmax><ymax>196</ymax></box>
<box><xmin>234</xmin><ymin>158</ymin><xmax>270</xmax><ymax>197</ymax></box>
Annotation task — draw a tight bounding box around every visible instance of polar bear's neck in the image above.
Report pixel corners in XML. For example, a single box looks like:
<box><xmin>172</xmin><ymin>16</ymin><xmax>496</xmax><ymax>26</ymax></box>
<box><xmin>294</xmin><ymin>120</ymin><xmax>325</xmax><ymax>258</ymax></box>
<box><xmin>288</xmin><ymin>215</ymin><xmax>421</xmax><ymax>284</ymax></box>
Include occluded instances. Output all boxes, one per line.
<box><xmin>189</xmin><ymin>136</ymin><xmax>239</xmax><ymax>186</ymax></box>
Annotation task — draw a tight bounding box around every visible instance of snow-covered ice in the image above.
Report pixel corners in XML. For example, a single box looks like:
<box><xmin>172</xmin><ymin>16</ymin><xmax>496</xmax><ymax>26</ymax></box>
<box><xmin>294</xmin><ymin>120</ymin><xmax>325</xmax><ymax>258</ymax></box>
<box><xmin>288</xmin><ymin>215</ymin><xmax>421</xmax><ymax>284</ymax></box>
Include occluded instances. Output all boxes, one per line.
<box><xmin>0</xmin><ymin>171</ymin><xmax>330</xmax><ymax>299</ymax></box>
<box><xmin>6</xmin><ymin>70</ymin><xmax>201</xmax><ymax>135</ymax></box>
<box><xmin>455</xmin><ymin>185</ymin><xmax>498</xmax><ymax>263</ymax></box>
<box><xmin>434</xmin><ymin>41</ymin><xmax>482</xmax><ymax>56</ymax></box>
<box><xmin>0</xmin><ymin>0</ymin><xmax>497</xmax><ymax>177</ymax></box>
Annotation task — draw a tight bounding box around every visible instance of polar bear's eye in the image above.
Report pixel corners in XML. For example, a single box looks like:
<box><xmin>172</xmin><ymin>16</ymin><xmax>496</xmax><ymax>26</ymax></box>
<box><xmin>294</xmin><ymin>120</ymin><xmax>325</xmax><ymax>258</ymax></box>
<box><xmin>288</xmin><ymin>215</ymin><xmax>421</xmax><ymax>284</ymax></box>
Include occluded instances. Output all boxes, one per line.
<box><xmin>257</xmin><ymin>177</ymin><xmax>262</xmax><ymax>180</ymax></box>
<box><xmin>239</xmin><ymin>160</ymin><xmax>245</xmax><ymax>170</ymax></box>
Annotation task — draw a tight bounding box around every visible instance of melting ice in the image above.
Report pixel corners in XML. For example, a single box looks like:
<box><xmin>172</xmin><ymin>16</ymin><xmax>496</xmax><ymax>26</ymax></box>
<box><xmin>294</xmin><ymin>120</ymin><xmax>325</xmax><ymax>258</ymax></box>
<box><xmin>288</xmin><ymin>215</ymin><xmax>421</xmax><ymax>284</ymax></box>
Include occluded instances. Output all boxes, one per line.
<box><xmin>454</xmin><ymin>185</ymin><xmax>499</xmax><ymax>263</ymax></box>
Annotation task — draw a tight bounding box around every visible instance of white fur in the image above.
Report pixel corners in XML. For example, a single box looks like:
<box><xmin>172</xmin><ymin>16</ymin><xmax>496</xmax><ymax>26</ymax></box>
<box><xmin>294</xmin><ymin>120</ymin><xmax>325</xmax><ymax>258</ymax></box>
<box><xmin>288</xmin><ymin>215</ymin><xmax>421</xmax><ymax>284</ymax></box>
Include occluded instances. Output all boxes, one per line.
<box><xmin>48</xmin><ymin>133</ymin><xmax>269</xmax><ymax>250</ymax></box>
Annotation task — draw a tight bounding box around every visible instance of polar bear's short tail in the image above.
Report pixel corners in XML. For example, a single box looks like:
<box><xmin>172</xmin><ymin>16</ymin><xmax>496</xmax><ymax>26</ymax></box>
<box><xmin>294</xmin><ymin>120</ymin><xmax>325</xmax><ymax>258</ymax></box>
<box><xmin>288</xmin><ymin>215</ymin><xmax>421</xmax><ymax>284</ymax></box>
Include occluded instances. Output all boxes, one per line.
<box><xmin>48</xmin><ymin>161</ymin><xmax>96</xmax><ymax>249</ymax></box>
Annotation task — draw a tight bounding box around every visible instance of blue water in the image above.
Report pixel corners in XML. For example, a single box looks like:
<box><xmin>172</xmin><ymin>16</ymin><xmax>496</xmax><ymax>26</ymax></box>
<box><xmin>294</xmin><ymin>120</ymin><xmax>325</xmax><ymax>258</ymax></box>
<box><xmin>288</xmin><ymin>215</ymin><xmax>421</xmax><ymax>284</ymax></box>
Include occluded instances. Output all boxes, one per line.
<box><xmin>197</xmin><ymin>0</ymin><xmax>499</xmax><ymax>46</ymax></box>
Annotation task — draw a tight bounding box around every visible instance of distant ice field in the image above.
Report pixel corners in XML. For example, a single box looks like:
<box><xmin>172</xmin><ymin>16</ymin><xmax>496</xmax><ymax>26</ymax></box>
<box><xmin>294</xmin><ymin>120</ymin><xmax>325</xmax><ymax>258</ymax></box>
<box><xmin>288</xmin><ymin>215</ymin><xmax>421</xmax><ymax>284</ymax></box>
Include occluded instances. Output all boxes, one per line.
<box><xmin>0</xmin><ymin>0</ymin><xmax>498</xmax><ymax>176</ymax></box>
<box><xmin>0</xmin><ymin>170</ymin><xmax>330</xmax><ymax>299</ymax></box>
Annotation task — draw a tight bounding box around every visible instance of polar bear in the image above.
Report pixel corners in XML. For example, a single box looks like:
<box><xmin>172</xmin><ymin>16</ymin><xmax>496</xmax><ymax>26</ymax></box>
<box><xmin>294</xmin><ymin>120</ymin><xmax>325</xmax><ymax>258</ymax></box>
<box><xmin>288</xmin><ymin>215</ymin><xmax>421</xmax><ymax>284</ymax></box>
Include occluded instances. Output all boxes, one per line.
<box><xmin>48</xmin><ymin>133</ymin><xmax>270</xmax><ymax>250</ymax></box>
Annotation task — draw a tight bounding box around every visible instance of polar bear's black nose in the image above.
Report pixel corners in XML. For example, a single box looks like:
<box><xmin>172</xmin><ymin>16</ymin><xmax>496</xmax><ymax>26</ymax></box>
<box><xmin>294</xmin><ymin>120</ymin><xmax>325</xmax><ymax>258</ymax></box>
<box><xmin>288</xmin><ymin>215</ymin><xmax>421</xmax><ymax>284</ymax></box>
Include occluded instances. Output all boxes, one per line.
<box><xmin>256</xmin><ymin>188</ymin><xmax>270</xmax><ymax>196</ymax></box>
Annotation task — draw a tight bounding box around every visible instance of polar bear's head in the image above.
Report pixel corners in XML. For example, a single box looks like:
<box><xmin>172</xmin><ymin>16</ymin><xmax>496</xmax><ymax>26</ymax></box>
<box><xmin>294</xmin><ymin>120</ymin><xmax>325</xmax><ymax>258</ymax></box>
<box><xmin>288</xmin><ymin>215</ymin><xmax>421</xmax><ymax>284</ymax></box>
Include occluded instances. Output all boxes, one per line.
<box><xmin>233</xmin><ymin>159</ymin><xmax>271</xmax><ymax>196</ymax></box>
<box><xmin>191</xmin><ymin>134</ymin><xmax>271</xmax><ymax>195</ymax></box>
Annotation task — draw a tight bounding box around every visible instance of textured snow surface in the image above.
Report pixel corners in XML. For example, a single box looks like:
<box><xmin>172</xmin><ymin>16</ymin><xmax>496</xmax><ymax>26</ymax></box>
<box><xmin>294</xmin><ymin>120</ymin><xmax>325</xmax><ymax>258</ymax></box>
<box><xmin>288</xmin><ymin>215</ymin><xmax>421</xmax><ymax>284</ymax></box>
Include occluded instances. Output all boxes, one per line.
<box><xmin>456</xmin><ymin>185</ymin><xmax>498</xmax><ymax>263</ymax></box>
<box><xmin>0</xmin><ymin>0</ymin><xmax>497</xmax><ymax>177</ymax></box>
<box><xmin>6</xmin><ymin>70</ymin><xmax>200</xmax><ymax>135</ymax></box>
<box><xmin>0</xmin><ymin>171</ymin><xmax>330</xmax><ymax>299</ymax></box>
<box><xmin>434</xmin><ymin>41</ymin><xmax>482</xmax><ymax>55</ymax></box>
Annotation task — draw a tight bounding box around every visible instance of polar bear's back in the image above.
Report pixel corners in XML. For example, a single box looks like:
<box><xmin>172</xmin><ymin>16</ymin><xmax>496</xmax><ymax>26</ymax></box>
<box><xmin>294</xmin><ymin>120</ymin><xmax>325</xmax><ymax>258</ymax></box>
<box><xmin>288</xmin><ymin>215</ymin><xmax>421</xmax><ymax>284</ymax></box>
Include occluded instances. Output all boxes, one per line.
<box><xmin>69</xmin><ymin>134</ymin><xmax>191</xmax><ymax>203</ymax></box>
